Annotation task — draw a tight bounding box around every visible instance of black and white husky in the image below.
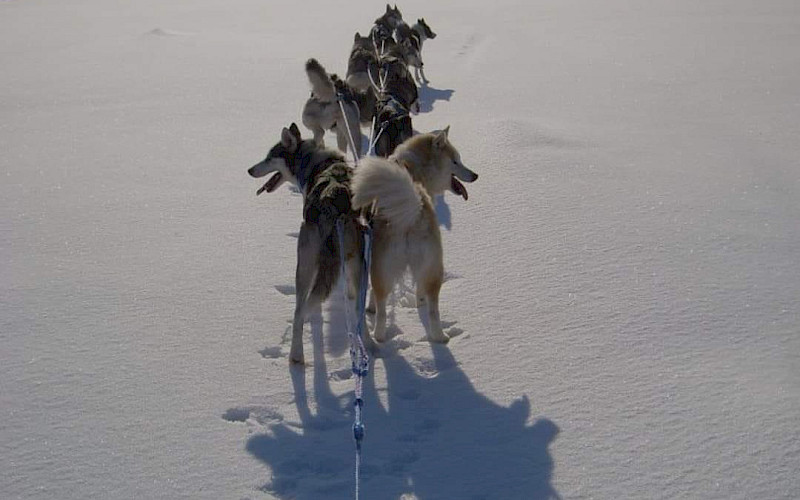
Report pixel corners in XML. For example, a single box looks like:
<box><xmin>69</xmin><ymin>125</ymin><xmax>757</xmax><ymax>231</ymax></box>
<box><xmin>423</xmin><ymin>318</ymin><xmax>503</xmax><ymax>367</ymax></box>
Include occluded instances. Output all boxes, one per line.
<box><xmin>247</xmin><ymin>123</ymin><xmax>374</xmax><ymax>364</ymax></box>
<box><xmin>395</xmin><ymin>18</ymin><xmax>437</xmax><ymax>84</ymax></box>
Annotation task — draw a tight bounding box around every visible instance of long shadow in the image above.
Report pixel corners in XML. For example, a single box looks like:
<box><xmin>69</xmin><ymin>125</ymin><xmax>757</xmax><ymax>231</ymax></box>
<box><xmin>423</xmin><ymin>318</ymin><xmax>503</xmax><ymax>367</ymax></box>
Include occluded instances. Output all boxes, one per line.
<box><xmin>246</xmin><ymin>340</ymin><xmax>560</xmax><ymax>499</ymax></box>
<box><xmin>418</xmin><ymin>83</ymin><xmax>455</xmax><ymax>114</ymax></box>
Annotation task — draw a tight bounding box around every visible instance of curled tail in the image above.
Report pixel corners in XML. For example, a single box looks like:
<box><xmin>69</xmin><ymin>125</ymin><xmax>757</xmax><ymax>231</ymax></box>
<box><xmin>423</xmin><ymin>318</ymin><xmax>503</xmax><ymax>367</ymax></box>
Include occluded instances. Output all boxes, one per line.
<box><xmin>305</xmin><ymin>58</ymin><xmax>336</xmax><ymax>102</ymax></box>
<box><xmin>352</xmin><ymin>157</ymin><xmax>425</xmax><ymax>231</ymax></box>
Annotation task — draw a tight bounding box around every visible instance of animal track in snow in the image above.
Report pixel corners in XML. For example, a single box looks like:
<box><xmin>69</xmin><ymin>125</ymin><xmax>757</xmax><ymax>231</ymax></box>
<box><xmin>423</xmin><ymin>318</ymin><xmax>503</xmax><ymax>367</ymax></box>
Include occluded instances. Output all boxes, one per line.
<box><xmin>457</xmin><ymin>33</ymin><xmax>482</xmax><ymax>57</ymax></box>
<box><xmin>274</xmin><ymin>284</ymin><xmax>295</xmax><ymax>296</ymax></box>
<box><xmin>147</xmin><ymin>28</ymin><xmax>194</xmax><ymax>37</ymax></box>
<box><xmin>222</xmin><ymin>406</ymin><xmax>283</xmax><ymax>426</ymax></box>
<box><xmin>413</xmin><ymin>355</ymin><xmax>459</xmax><ymax>377</ymax></box>
<box><xmin>258</xmin><ymin>346</ymin><xmax>282</xmax><ymax>359</ymax></box>
<box><xmin>328</xmin><ymin>367</ymin><xmax>352</xmax><ymax>381</ymax></box>
<box><xmin>492</xmin><ymin>119</ymin><xmax>584</xmax><ymax>151</ymax></box>
<box><xmin>446</xmin><ymin>327</ymin><xmax>465</xmax><ymax>339</ymax></box>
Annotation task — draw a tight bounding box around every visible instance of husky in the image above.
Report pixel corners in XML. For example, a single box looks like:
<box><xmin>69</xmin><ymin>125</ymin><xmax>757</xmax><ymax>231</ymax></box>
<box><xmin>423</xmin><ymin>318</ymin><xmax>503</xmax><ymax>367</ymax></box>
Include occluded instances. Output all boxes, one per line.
<box><xmin>392</xmin><ymin>127</ymin><xmax>478</xmax><ymax>199</ymax></box>
<box><xmin>394</xmin><ymin>19</ymin><xmax>437</xmax><ymax>84</ymax></box>
<box><xmin>370</xmin><ymin>4</ymin><xmax>402</xmax><ymax>56</ymax></box>
<box><xmin>351</xmin><ymin>127</ymin><xmax>478</xmax><ymax>343</ymax></box>
<box><xmin>346</xmin><ymin>32</ymin><xmax>379</xmax><ymax>92</ymax></box>
<box><xmin>302</xmin><ymin>58</ymin><xmax>375</xmax><ymax>158</ymax></box>
<box><xmin>247</xmin><ymin>123</ymin><xmax>374</xmax><ymax>365</ymax></box>
<box><xmin>375</xmin><ymin>4</ymin><xmax>403</xmax><ymax>31</ymax></box>
<box><xmin>371</xmin><ymin>94</ymin><xmax>413</xmax><ymax>157</ymax></box>
<box><xmin>379</xmin><ymin>54</ymin><xmax>419</xmax><ymax>112</ymax></box>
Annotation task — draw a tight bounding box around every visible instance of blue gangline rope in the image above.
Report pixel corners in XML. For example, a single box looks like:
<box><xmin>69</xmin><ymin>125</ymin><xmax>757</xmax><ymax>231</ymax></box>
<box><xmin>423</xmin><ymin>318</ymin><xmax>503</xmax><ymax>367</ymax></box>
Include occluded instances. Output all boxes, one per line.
<box><xmin>337</xmin><ymin>218</ymin><xmax>372</xmax><ymax>500</ymax></box>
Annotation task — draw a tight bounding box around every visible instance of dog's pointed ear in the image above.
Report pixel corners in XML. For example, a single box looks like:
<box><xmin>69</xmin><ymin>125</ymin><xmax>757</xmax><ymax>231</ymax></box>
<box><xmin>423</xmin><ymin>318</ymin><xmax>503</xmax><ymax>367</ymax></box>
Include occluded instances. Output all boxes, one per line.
<box><xmin>289</xmin><ymin>122</ymin><xmax>302</xmax><ymax>141</ymax></box>
<box><xmin>433</xmin><ymin>126</ymin><xmax>449</xmax><ymax>149</ymax></box>
<box><xmin>355</xmin><ymin>32</ymin><xmax>361</xmax><ymax>41</ymax></box>
<box><xmin>281</xmin><ymin>126</ymin><xmax>298</xmax><ymax>150</ymax></box>
<box><xmin>385</xmin><ymin>4</ymin><xmax>391</xmax><ymax>12</ymax></box>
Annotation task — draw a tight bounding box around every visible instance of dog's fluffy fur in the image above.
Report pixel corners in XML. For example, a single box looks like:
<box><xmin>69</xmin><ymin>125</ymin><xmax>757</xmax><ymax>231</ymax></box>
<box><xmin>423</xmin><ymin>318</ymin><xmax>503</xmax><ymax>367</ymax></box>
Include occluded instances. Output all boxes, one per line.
<box><xmin>351</xmin><ymin>128</ymin><xmax>478</xmax><ymax>343</ymax></box>
<box><xmin>248</xmin><ymin>123</ymin><xmax>373</xmax><ymax>364</ymax></box>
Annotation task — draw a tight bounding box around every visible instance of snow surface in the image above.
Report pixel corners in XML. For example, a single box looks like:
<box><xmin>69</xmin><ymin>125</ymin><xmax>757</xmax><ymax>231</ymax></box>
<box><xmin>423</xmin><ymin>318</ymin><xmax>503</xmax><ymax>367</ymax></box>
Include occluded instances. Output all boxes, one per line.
<box><xmin>2</xmin><ymin>0</ymin><xmax>799</xmax><ymax>498</ymax></box>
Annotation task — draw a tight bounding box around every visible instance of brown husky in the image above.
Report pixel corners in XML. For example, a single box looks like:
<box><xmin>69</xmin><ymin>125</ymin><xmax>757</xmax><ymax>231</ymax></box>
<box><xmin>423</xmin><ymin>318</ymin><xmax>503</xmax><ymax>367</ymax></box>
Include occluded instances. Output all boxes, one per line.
<box><xmin>351</xmin><ymin>128</ymin><xmax>478</xmax><ymax>343</ymax></box>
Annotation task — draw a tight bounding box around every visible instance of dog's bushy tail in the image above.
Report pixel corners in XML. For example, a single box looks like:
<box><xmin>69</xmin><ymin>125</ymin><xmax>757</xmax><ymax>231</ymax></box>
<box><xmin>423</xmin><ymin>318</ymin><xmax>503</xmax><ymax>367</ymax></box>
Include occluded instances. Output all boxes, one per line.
<box><xmin>305</xmin><ymin>58</ymin><xmax>336</xmax><ymax>102</ymax></box>
<box><xmin>352</xmin><ymin>157</ymin><xmax>425</xmax><ymax>231</ymax></box>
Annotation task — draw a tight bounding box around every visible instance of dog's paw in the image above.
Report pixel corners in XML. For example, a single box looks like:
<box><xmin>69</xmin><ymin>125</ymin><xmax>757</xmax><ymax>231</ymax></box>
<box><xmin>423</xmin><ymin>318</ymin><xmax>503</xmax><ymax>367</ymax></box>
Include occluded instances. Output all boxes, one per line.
<box><xmin>289</xmin><ymin>348</ymin><xmax>305</xmax><ymax>365</ymax></box>
<box><xmin>428</xmin><ymin>331</ymin><xmax>450</xmax><ymax>344</ymax></box>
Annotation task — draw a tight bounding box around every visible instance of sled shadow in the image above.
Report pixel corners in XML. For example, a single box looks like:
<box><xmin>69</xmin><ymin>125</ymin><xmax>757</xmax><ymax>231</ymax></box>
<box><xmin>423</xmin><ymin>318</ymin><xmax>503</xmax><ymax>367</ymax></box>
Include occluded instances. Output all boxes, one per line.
<box><xmin>246</xmin><ymin>341</ymin><xmax>560</xmax><ymax>499</ymax></box>
<box><xmin>418</xmin><ymin>83</ymin><xmax>455</xmax><ymax>113</ymax></box>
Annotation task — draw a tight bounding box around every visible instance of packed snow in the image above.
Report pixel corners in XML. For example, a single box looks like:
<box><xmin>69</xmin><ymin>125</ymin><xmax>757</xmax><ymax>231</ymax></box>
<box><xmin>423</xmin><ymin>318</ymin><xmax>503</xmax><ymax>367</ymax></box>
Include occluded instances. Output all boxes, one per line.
<box><xmin>2</xmin><ymin>0</ymin><xmax>798</xmax><ymax>498</ymax></box>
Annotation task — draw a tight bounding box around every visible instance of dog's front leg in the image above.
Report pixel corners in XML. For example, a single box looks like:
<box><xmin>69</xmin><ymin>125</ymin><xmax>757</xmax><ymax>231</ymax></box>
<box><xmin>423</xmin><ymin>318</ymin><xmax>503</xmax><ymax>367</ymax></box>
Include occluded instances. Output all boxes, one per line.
<box><xmin>290</xmin><ymin>223</ymin><xmax>322</xmax><ymax>364</ymax></box>
<box><xmin>415</xmin><ymin>65</ymin><xmax>424</xmax><ymax>85</ymax></box>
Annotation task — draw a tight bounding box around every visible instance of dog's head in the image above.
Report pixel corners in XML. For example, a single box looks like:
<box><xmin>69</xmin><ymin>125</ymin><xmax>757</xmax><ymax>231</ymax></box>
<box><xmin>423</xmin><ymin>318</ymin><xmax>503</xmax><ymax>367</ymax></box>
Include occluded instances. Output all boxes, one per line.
<box><xmin>431</xmin><ymin>126</ymin><xmax>478</xmax><ymax>200</ymax></box>
<box><xmin>400</xmin><ymin>39</ymin><xmax>423</xmax><ymax>68</ymax></box>
<box><xmin>416</xmin><ymin>18</ymin><xmax>436</xmax><ymax>40</ymax></box>
<box><xmin>352</xmin><ymin>32</ymin><xmax>374</xmax><ymax>52</ymax></box>
<box><xmin>376</xmin><ymin>4</ymin><xmax>403</xmax><ymax>29</ymax></box>
<box><xmin>248</xmin><ymin>123</ymin><xmax>304</xmax><ymax>195</ymax></box>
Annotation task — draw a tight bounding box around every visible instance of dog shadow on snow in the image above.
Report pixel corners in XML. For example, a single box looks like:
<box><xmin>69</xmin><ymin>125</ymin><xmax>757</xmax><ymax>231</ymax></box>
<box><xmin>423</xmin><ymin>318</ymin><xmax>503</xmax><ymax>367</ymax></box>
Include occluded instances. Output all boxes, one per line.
<box><xmin>418</xmin><ymin>83</ymin><xmax>455</xmax><ymax>114</ymax></box>
<box><xmin>245</xmin><ymin>314</ymin><xmax>561</xmax><ymax>498</ymax></box>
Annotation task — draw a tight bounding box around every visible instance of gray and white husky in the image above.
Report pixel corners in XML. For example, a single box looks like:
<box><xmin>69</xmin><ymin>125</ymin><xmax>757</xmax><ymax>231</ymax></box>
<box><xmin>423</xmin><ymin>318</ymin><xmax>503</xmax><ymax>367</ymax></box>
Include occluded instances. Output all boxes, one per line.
<box><xmin>302</xmin><ymin>58</ymin><xmax>375</xmax><ymax>158</ymax></box>
<box><xmin>247</xmin><ymin>123</ymin><xmax>374</xmax><ymax>364</ymax></box>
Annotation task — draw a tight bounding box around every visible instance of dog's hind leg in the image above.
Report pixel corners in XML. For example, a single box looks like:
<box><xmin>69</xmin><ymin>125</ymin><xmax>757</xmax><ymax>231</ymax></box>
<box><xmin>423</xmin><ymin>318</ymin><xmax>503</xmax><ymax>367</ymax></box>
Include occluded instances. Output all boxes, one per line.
<box><xmin>371</xmin><ymin>276</ymin><xmax>390</xmax><ymax>343</ymax></box>
<box><xmin>421</xmin><ymin>275</ymin><xmax>448</xmax><ymax>343</ymax></box>
<box><xmin>418</xmin><ymin>65</ymin><xmax>429</xmax><ymax>85</ymax></box>
<box><xmin>290</xmin><ymin>223</ymin><xmax>323</xmax><ymax>364</ymax></box>
<box><xmin>413</xmin><ymin>253</ymin><xmax>449</xmax><ymax>343</ymax></box>
<box><xmin>347</xmin><ymin>222</ymin><xmax>379</xmax><ymax>353</ymax></box>
<box><xmin>336</xmin><ymin>105</ymin><xmax>362</xmax><ymax>158</ymax></box>
<box><xmin>309</xmin><ymin>125</ymin><xmax>326</xmax><ymax>148</ymax></box>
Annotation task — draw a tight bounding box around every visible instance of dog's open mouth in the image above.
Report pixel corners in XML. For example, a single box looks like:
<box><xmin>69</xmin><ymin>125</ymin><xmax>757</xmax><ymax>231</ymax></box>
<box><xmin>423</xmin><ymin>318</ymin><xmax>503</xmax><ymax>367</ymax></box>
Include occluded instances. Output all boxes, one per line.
<box><xmin>256</xmin><ymin>172</ymin><xmax>283</xmax><ymax>195</ymax></box>
<box><xmin>451</xmin><ymin>176</ymin><xmax>468</xmax><ymax>200</ymax></box>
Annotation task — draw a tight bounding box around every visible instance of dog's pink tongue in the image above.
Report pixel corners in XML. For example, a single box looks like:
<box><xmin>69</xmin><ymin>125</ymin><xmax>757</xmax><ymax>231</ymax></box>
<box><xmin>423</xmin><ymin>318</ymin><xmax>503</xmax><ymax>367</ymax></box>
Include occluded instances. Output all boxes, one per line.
<box><xmin>451</xmin><ymin>176</ymin><xmax>468</xmax><ymax>200</ymax></box>
<box><xmin>256</xmin><ymin>172</ymin><xmax>283</xmax><ymax>195</ymax></box>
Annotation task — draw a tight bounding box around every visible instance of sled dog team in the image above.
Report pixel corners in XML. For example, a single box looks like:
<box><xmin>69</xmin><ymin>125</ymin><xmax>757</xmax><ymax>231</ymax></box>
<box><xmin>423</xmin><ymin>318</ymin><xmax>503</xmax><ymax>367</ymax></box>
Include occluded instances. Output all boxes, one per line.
<box><xmin>248</xmin><ymin>5</ymin><xmax>479</xmax><ymax>365</ymax></box>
